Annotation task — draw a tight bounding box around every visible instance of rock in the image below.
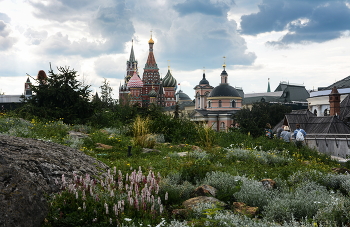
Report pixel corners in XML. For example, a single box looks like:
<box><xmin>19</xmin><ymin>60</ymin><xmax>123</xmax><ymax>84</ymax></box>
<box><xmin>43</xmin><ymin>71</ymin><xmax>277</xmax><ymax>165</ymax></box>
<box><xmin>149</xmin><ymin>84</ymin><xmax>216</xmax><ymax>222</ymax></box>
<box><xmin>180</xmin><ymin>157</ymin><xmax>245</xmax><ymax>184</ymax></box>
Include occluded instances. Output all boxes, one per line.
<box><xmin>232</xmin><ymin>202</ymin><xmax>259</xmax><ymax>217</ymax></box>
<box><xmin>260</xmin><ymin>178</ymin><xmax>276</xmax><ymax>189</ymax></box>
<box><xmin>142</xmin><ymin>148</ymin><xmax>161</xmax><ymax>153</ymax></box>
<box><xmin>182</xmin><ymin>196</ymin><xmax>226</xmax><ymax>209</ymax></box>
<box><xmin>192</xmin><ymin>185</ymin><xmax>217</xmax><ymax>197</ymax></box>
<box><xmin>96</xmin><ymin>143</ymin><xmax>113</xmax><ymax>149</ymax></box>
<box><xmin>332</xmin><ymin>167</ymin><xmax>350</xmax><ymax>174</ymax></box>
<box><xmin>68</xmin><ymin>131</ymin><xmax>88</xmax><ymax>140</ymax></box>
<box><xmin>0</xmin><ymin>135</ymin><xmax>108</xmax><ymax>227</ymax></box>
<box><xmin>177</xmin><ymin>152</ymin><xmax>188</xmax><ymax>157</ymax></box>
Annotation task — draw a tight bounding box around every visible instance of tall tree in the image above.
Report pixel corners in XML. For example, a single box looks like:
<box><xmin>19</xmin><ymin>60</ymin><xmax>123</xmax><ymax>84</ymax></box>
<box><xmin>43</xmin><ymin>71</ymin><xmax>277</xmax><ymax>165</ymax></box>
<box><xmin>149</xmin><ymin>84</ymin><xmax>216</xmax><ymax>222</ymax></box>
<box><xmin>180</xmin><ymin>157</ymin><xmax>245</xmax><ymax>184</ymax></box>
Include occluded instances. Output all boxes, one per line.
<box><xmin>99</xmin><ymin>78</ymin><xmax>114</xmax><ymax>107</ymax></box>
<box><xmin>20</xmin><ymin>65</ymin><xmax>93</xmax><ymax>124</ymax></box>
<box><xmin>234</xmin><ymin>102</ymin><xmax>291</xmax><ymax>137</ymax></box>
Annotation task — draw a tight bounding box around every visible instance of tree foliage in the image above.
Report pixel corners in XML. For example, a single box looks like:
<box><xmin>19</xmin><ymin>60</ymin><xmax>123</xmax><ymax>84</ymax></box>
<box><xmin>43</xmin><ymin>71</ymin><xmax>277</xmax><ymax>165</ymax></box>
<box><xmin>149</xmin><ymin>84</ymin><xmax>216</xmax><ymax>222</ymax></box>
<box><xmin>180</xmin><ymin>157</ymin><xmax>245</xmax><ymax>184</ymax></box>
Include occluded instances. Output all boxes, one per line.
<box><xmin>18</xmin><ymin>65</ymin><xmax>93</xmax><ymax>124</ymax></box>
<box><xmin>234</xmin><ymin>102</ymin><xmax>292</xmax><ymax>137</ymax></box>
<box><xmin>99</xmin><ymin>78</ymin><xmax>115</xmax><ymax>107</ymax></box>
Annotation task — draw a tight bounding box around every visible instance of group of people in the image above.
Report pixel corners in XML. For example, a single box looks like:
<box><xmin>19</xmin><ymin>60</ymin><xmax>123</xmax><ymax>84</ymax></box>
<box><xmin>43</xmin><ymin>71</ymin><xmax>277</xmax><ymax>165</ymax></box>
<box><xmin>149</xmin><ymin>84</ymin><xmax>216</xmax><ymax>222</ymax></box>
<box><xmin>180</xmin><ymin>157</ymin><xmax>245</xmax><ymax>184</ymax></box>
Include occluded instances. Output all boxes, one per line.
<box><xmin>265</xmin><ymin>123</ymin><xmax>306</xmax><ymax>148</ymax></box>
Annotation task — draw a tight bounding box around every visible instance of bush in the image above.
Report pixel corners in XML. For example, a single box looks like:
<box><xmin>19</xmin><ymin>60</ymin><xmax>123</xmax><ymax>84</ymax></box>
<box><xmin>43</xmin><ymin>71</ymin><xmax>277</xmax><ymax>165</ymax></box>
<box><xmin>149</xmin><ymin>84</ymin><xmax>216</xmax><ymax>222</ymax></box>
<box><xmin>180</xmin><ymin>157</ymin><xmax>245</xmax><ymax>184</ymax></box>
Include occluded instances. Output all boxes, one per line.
<box><xmin>233</xmin><ymin>177</ymin><xmax>276</xmax><ymax>208</ymax></box>
<box><xmin>159</xmin><ymin>172</ymin><xmax>195</xmax><ymax>205</ymax></box>
<box><xmin>263</xmin><ymin>181</ymin><xmax>340</xmax><ymax>223</ymax></box>
<box><xmin>201</xmin><ymin>171</ymin><xmax>242</xmax><ymax>202</ymax></box>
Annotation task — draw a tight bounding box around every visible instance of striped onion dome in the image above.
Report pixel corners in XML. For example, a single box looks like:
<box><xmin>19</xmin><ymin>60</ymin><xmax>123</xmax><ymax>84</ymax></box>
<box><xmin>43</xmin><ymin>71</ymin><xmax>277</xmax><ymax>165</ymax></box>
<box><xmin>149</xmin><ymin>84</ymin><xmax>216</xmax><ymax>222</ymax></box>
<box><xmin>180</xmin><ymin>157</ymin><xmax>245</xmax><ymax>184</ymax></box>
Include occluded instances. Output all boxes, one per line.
<box><xmin>162</xmin><ymin>69</ymin><xmax>177</xmax><ymax>87</ymax></box>
<box><xmin>148</xmin><ymin>88</ymin><xmax>157</xmax><ymax>97</ymax></box>
<box><xmin>127</xmin><ymin>71</ymin><xmax>143</xmax><ymax>88</ymax></box>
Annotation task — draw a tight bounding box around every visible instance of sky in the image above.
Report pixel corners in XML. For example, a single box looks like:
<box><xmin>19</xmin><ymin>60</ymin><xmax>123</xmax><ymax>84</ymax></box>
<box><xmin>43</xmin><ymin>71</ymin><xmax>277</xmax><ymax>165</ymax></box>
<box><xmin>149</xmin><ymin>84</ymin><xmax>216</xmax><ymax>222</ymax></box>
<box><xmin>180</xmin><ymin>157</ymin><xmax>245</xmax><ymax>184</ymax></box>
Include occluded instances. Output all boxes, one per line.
<box><xmin>1</xmin><ymin>0</ymin><xmax>350</xmax><ymax>100</ymax></box>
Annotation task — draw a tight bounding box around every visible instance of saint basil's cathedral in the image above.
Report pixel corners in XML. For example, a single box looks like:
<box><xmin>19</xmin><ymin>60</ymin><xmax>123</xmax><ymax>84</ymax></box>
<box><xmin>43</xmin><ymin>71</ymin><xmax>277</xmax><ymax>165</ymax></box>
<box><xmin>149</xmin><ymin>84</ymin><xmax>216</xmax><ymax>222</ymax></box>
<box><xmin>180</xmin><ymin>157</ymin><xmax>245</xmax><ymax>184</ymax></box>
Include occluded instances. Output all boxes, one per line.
<box><xmin>119</xmin><ymin>36</ymin><xmax>177</xmax><ymax>107</ymax></box>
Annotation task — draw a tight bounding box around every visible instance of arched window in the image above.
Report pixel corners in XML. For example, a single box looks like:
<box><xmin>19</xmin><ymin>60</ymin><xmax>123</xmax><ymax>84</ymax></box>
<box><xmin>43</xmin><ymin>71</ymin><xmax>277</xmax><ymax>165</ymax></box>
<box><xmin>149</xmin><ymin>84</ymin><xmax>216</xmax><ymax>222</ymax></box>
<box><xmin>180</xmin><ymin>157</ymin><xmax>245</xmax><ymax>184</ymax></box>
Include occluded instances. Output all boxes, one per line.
<box><xmin>314</xmin><ymin>109</ymin><xmax>317</xmax><ymax>116</ymax></box>
<box><xmin>221</xmin><ymin>122</ymin><xmax>225</xmax><ymax>130</ymax></box>
<box><xmin>324</xmin><ymin>109</ymin><xmax>329</xmax><ymax>116</ymax></box>
<box><xmin>231</xmin><ymin>100</ymin><xmax>236</xmax><ymax>107</ymax></box>
<box><xmin>196</xmin><ymin>92</ymin><xmax>200</xmax><ymax>108</ymax></box>
<box><xmin>208</xmin><ymin>101</ymin><xmax>211</xmax><ymax>108</ymax></box>
<box><xmin>219</xmin><ymin>100</ymin><xmax>222</xmax><ymax>107</ymax></box>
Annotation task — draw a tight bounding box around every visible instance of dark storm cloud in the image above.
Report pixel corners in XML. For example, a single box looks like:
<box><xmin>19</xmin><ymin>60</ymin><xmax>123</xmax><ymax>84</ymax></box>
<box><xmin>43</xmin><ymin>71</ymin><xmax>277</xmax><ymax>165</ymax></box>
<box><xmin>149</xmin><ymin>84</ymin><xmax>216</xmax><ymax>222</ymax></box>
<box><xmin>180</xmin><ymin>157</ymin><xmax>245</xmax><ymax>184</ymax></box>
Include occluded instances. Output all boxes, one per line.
<box><xmin>240</xmin><ymin>0</ymin><xmax>350</xmax><ymax>45</ymax></box>
<box><xmin>0</xmin><ymin>21</ymin><xmax>17</xmax><ymax>50</ymax></box>
<box><xmin>173</xmin><ymin>0</ymin><xmax>235</xmax><ymax>16</ymax></box>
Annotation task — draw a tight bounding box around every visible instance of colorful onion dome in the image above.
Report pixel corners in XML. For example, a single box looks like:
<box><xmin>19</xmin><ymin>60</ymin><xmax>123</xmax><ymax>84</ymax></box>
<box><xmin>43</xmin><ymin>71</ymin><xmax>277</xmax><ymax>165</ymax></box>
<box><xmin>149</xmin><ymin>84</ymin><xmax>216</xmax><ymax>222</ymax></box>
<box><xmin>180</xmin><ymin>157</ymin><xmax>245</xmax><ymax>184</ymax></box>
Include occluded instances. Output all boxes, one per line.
<box><xmin>127</xmin><ymin>71</ymin><xmax>143</xmax><ymax>88</ymax></box>
<box><xmin>148</xmin><ymin>88</ymin><xmax>157</xmax><ymax>97</ymax></box>
<box><xmin>162</xmin><ymin>69</ymin><xmax>177</xmax><ymax>87</ymax></box>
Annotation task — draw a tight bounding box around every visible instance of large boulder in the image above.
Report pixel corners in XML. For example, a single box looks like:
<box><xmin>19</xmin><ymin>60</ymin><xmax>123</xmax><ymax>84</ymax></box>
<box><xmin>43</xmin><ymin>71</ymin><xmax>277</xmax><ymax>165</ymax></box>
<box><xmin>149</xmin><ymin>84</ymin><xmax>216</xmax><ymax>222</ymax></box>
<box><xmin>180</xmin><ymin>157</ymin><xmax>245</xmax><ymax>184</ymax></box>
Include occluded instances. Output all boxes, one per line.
<box><xmin>0</xmin><ymin>135</ymin><xmax>108</xmax><ymax>227</ymax></box>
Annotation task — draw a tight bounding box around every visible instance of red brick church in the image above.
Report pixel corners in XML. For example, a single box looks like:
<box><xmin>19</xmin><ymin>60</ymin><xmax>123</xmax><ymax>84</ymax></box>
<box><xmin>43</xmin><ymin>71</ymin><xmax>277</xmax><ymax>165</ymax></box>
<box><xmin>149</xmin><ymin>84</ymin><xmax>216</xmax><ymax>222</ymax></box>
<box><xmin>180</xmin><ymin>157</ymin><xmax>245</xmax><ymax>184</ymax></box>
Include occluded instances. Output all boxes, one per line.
<box><xmin>119</xmin><ymin>36</ymin><xmax>177</xmax><ymax>107</ymax></box>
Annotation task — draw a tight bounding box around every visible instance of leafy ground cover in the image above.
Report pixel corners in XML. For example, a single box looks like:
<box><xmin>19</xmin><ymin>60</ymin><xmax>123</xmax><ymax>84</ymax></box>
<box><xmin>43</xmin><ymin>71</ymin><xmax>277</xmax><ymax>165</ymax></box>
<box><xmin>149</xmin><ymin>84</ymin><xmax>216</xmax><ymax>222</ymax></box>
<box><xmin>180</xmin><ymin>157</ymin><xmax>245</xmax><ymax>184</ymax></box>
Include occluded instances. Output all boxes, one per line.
<box><xmin>1</xmin><ymin>113</ymin><xmax>350</xmax><ymax>226</ymax></box>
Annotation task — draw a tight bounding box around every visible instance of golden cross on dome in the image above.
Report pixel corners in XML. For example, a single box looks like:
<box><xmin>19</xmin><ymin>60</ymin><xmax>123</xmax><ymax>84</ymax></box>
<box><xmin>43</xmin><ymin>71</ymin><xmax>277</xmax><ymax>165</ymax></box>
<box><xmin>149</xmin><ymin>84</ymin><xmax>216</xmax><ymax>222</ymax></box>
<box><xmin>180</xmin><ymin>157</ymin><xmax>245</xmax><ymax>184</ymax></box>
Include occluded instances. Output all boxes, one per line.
<box><xmin>168</xmin><ymin>60</ymin><xmax>170</xmax><ymax>70</ymax></box>
<box><xmin>203</xmin><ymin>67</ymin><xmax>205</xmax><ymax>73</ymax></box>
<box><xmin>223</xmin><ymin>56</ymin><xmax>226</xmax><ymax>69</ymax></box>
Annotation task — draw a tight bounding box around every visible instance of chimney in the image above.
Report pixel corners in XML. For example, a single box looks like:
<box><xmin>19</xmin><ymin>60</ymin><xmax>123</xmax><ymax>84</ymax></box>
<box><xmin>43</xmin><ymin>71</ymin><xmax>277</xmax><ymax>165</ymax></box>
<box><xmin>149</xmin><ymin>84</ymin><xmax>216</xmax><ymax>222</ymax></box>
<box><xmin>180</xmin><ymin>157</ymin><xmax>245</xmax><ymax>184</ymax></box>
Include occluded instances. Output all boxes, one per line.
<box><xmin>329</xmin><ymin>86</ymin><xmax>340</xmax><ymax>116</ymax></box>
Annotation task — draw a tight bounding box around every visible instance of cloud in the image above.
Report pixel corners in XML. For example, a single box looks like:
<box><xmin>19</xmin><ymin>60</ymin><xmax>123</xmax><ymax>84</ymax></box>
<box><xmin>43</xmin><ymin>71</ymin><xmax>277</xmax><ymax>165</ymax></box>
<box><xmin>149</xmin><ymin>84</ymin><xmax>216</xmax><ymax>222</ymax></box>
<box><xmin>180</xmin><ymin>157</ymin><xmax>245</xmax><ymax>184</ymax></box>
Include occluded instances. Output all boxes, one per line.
<box><xmin>0</xmin><ymin>21</ymin><xmax>17</xmax><ymax>50</ymax></box>
<box><xmin>154</xmin><ymin>13</ymin><xmax>256</xmax><ymax>70</ymax></box>
<box><xmin>0</xmin><ymin>12</ymin><xmax>11</xmax><ymax>23</ymax></box>
<box><xmin>88</xmin><ymin>4</ymin><xmax>135</xmax><ymax>51</ymax></box>
<box><xmin>240</xmin><ymin>0</ymin><xmax>350</xmax><ymax>45</ymax></box>
<box><xmin>28</xmin><ymin>0</ymin><xmax>254</xmax><ymax>71</ymax></box>
<box><xmin>24</xmin><ymin>28</ymin><xmax>48</xmax><ymax>45</ymax></box>
<box><xmin>29</xmin><ymin>0</ymin><xmax>98</xmax><ymax>22</ymax></box>
<box><xmin>94</xmin><ymin>55</ymin><xmax>125</xmax><ymax>79</ymax></box>
<box><xmin>123</xmin><ymin>0</ymin><xmax>255</xmax><ymax>70</ymax></box>
<box><xmin>29</xmin><ymin>0</ymin><xmax>134</xmax><ymax>57</ymax></box>
<box><xmin>173</xmin><ymin>0</ymin><xmax>235</xmax><ymax>16</ymax></box>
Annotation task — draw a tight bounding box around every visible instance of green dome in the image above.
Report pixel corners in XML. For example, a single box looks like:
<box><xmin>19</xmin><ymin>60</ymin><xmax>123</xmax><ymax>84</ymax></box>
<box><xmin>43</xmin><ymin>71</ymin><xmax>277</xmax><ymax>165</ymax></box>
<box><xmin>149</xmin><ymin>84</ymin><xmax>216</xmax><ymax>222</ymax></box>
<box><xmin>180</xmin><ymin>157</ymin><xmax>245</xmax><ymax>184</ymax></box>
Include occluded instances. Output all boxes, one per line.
<box><xmin>148</xmin><ymin>88</ymin><xmax>157</xmax><ymax>97</ymax></box>
<box><xmin>162</xmin><ymin>69</ymin><xmax>177</xmax><ymax>87</ymax></box>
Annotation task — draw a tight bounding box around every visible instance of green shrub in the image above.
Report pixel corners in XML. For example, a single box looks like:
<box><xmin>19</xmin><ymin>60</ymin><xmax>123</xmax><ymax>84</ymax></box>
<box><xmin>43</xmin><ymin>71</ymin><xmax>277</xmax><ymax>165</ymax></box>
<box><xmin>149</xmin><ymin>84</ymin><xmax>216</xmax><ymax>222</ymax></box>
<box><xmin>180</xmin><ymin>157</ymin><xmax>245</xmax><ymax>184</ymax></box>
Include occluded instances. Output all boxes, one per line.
<box><xmin>233</xmin><ymin>177</ymin><xmax>276</xmax><ymax>208</ymax></box>
<box><xmin>159</xmin><ymin>172</ymin><xmax>195</xmax><ymax>205</ymax></box>
<box><xmin>201</xmin><ymin>171</ymin><xmax>242</xmax><ymax>202</ymax></box>
<box><xmin>263</xmin><ymin>181</ymin><xmax>340</xmax><ymax>223</ymax></box>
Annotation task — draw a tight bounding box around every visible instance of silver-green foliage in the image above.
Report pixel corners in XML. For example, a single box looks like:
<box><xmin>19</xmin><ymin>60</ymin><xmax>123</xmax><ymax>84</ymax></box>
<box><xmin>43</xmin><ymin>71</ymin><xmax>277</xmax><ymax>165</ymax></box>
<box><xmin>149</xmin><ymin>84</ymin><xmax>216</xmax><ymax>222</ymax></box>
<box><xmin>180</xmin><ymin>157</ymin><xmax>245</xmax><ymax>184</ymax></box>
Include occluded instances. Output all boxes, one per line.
<box><xmin>160</xmin><ymin>172</ymin><xmax>195</xmax><ymax>202</ymax></box>
<box><xmin>225</xmin><ymin>147</ymin><xmax>292</xmax><ymax>166</ymax></box>
<box><xmin>189</xmin><ymin>150</ymin><xmax>209</xmax><ymax>160</ymax></box>
<box><xmin>201</xmin><ymin>171</ymin><xmax>242</xmax><ymax>195</ymax></box>
<box><xmin>233</xmin><ymin>177</ymin><xmax>276</xmax><ymax>208</ymax></box>
<box><xmin>263</xmin><ymin>181</ymin><xmax>342</xmax><ymax>222</ymax></box>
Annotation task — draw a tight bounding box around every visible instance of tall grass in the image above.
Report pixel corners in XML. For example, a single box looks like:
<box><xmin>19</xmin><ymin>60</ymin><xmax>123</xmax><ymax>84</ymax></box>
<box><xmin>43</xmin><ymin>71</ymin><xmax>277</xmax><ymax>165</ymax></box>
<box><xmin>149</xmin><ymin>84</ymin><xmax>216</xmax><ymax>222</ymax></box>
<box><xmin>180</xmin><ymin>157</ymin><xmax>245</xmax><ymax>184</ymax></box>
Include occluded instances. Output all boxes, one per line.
<box><xmin>131</xmin><ymin>115</ymin><xmax>156</xmax><ymax>148</ymax></box>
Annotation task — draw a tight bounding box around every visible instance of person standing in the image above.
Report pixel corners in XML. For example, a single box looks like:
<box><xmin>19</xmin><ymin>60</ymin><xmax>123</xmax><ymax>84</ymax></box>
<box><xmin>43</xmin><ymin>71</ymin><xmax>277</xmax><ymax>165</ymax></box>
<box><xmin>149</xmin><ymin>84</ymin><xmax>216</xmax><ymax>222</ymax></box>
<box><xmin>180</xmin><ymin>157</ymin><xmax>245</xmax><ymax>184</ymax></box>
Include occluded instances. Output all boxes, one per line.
<box><xmin>294</xmin><ymin>124</ymin><xmax>306</xmax><ymax>148</ymax></box>
<box><xmin>280</xmin><ymin>126</ymin><xmax>292</xmax><ymax>142</ymax></box>
<box><xmin>265</xmin><ymin>123</ymin><xmax>273</xmax><ymax>139</ymax></box>
<box><xmin>276</xmin><ymin>125</ymin><xmax>285</xmax><ymax>139</ymax></box>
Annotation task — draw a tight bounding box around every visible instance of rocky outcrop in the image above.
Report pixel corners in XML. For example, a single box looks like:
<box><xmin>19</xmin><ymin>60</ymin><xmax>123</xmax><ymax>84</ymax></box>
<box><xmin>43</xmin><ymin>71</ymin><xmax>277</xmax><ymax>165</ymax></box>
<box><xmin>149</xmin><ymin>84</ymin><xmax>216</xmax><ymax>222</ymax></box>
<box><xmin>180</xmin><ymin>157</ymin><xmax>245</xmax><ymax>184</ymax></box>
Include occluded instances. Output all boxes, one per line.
<box><xmin>232</xmin><ymin>202</ymin><xmax>259</xmax><ymax>217</ymax></box>
<box><xmin>0</xmin><ymin>135</ymin><xmax>108</xmax><ymax>227</ymax></box>
<box><xmin>182</xmin><ymin>196</ymin><xmax>227</xmax><ymax>209</ymax></box>
<box><xmin>192</xmin><ymin>184</ymin><xmax>217</xmax><ymax>197</ymax></box>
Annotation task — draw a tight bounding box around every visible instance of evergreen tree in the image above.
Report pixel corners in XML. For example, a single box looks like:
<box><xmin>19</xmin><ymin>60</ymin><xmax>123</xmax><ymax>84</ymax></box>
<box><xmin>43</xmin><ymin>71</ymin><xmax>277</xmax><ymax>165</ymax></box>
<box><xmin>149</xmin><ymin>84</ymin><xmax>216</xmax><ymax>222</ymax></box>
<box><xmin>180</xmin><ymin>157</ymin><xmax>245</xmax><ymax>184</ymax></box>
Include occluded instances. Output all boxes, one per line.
<box><xmin>99</xmin><ymin>78</ymin><xmax>114</xmax><ymax>107</ymax></box>
<box><xmin>234</xmin><ymin>102</ymin><xmax>291</xmax><ymax>137</ymax></box>
<box><xmin>19</xmin><ymin>65</ymin><xmax>93</xmax><ymax>124</ymax></box>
